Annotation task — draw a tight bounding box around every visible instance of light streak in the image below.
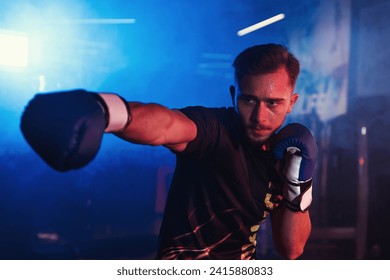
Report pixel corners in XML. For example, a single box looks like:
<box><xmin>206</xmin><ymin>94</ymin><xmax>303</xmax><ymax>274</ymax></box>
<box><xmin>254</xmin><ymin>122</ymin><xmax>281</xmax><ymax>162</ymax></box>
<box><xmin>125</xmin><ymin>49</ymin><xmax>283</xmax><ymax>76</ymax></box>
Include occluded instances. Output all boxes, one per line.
<box><xmin>56</xmin><ymin>18</ymin><xmax>136</xmax><ymax>25</ymax></box>
<box><xmin>237</xmin><ymin>13</ymin><xmax>285</xmax><ymax>36</ymax></box>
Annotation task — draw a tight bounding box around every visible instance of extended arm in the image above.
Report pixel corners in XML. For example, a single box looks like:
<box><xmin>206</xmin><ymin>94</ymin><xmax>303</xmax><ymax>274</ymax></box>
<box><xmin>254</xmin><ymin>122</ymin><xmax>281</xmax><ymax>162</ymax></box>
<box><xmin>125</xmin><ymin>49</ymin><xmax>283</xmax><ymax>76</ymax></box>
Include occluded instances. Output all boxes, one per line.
<box><xmin>20</xmin><ymin>90</ymin><xmax>196</xmax><ymax>171</ymax></box>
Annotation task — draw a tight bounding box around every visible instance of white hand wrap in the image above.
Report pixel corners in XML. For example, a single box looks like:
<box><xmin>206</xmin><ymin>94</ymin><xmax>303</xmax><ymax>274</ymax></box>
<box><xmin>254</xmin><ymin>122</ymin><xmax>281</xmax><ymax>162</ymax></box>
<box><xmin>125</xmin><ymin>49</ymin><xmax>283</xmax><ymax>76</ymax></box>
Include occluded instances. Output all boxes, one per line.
<box><xmin>98</xmin><ymin>93</ymin><xmax>131</xmax><ymax>133</ymax></box>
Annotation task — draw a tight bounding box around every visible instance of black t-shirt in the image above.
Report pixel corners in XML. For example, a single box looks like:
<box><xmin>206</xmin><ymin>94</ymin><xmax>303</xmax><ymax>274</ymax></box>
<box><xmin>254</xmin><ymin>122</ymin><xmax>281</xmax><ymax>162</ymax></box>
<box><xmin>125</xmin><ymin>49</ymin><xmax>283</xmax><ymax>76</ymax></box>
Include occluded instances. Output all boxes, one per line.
<box><xmin>157</xmin><ymin>106</ymin><xmax>280</xmax><ymax>260</ymax></box>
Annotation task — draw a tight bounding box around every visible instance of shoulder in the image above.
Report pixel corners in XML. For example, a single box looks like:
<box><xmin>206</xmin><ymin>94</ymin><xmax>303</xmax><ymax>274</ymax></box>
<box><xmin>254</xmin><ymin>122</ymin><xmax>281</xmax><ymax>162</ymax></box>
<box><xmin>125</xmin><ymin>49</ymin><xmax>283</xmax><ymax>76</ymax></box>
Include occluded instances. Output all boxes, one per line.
<box><xmin>176</xmin><ymin>106</ymin><xmax>239</xmax><ymax>156</ymax></box>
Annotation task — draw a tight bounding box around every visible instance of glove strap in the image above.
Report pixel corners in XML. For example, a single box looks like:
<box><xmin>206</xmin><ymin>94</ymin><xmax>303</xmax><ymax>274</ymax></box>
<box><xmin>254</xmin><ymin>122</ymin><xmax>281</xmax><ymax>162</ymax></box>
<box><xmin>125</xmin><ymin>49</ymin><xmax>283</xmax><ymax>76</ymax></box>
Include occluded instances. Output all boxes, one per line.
<box><xmin>98</xmin><ymin>93</ymin><xmax>132</xmax><ymax>133</ymax></box>
<box><xmin>283</xmin><ymin>179</ymin><xmax>313</xmax><ymax>212</ymax></box>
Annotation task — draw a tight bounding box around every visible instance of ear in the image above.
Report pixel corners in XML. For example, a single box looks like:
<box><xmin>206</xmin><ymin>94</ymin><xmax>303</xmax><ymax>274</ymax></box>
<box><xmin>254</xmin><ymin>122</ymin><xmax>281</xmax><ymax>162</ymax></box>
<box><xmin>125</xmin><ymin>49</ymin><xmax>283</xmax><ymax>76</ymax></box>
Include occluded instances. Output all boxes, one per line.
<box><xmin>287</xmin><ymin>93</ymin><xmax>299</xmax><ymax>113</ymax></box>
<box><xmin>229</xmin><ymin>85</ymin><xmax>236</xmax><ymax>106</ymax></box>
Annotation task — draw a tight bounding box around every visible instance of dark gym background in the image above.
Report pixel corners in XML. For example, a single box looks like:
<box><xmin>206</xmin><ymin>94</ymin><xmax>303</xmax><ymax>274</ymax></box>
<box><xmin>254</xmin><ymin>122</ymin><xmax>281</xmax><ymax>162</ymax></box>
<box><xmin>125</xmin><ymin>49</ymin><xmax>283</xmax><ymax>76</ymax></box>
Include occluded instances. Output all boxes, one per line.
<box><xmin>0</xmin><ymin>0</ymin><xmax>389</xmax><ymax>259</ymax></box>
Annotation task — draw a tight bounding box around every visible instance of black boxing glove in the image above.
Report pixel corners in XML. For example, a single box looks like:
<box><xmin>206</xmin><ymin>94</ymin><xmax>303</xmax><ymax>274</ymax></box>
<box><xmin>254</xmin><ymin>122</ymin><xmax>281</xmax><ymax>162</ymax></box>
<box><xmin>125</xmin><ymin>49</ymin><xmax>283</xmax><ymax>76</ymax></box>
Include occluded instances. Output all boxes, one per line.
<box><xmin>20</xmin><ymin>89</ymin><xmax>131</xmax><ymax>171</ymax></box>
<box><xmin>271</xmin><ymin>123</ymin><xmax>318</xmax><ymax>212</ymax></box>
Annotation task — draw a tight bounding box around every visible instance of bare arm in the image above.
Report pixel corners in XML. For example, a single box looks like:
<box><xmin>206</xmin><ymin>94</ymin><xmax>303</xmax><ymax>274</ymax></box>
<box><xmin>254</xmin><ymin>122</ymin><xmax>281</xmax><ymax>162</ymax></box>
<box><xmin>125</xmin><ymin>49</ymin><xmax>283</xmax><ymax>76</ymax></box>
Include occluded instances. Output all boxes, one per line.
<box><xmin>270</xmin><ymin>205</ymin><xmax>311</xmax><ymax>260</ymax></box>
<box><xmin>115</xmin><ymin>102</ymin><xmax>197</xmax><ymax>152</ymax></box>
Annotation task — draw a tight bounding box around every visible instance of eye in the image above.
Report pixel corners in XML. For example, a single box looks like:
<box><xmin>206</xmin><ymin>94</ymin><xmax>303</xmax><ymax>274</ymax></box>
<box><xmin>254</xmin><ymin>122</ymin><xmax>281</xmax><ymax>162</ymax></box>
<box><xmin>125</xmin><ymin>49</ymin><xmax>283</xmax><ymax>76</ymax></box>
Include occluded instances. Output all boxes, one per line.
<box><xmin>266</xmin><ymin>99</ymin><xmax>279</xmax><ymax>106</ymax></box>
<box><xmin>267</xmin><ymin>100</ymin><xmax>276</xmax><ymax>106</ymax></box>
<box><xmin>240</xmin><ymin>96</ymin><xmax>256</xmax><ymax>105</ymax></box>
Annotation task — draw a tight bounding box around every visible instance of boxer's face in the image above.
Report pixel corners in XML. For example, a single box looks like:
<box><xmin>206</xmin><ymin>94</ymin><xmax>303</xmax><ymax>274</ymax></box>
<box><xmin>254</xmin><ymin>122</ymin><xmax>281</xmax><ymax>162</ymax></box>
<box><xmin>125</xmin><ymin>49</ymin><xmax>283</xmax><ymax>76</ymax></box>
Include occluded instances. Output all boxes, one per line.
<box><xmin>230</xmin><ymin>67</ymin><xmax>298</xmax><ymax>146</ymax></box>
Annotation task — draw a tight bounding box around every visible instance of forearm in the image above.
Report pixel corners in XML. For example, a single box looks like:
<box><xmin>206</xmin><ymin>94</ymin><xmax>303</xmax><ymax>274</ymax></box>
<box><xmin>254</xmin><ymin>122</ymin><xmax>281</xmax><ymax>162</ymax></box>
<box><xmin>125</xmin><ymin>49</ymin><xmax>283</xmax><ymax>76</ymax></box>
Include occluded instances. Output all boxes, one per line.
<box><xmin>270</xmin><ymin>205</ymin><xmax>311</xmax><ymax>260</ymax></box>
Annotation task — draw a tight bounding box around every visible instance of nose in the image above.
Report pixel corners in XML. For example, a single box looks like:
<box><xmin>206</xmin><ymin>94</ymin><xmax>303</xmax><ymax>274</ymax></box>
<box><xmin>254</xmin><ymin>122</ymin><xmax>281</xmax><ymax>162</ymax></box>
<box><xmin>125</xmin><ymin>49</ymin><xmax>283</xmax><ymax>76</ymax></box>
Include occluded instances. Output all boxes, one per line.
<box><xmin>251</xmin><ymin>102</ymin><xmax>268</xmax><ymax>124</ymax></box>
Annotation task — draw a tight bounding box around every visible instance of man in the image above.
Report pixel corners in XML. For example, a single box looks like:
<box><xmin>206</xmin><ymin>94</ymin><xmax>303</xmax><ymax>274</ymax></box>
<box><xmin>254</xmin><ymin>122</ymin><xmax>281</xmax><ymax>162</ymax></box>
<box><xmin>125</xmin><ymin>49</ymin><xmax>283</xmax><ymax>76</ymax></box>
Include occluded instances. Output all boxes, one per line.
<box><xmin>21</xmin><ymin>43</ymin><xmax>317</xmax><ymax>260</ymax></box>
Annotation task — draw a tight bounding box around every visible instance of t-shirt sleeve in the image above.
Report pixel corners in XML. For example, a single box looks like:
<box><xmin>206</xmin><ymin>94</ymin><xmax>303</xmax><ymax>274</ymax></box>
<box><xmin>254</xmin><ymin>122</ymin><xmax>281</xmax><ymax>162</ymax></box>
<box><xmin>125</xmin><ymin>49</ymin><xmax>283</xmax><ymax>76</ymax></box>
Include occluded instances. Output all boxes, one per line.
<box><xmin>177</xmin><ymin>106</ymin><xmax>222</xmax><ymax>158</ymax></box>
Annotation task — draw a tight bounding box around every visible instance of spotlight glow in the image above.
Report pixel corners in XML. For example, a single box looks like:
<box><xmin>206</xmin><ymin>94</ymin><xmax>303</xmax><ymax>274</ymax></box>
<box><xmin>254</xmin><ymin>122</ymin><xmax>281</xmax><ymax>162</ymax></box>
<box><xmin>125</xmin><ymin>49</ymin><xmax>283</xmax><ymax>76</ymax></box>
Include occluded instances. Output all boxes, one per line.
<box><xmin>0</xmin><ymin>31</ymin><xmax>29</xmax><ymax>68</ymax></box>
<box><xmin>237</xmin><ymin>13</ymin><xmax>285</xmax><ymax>36</ymax></box>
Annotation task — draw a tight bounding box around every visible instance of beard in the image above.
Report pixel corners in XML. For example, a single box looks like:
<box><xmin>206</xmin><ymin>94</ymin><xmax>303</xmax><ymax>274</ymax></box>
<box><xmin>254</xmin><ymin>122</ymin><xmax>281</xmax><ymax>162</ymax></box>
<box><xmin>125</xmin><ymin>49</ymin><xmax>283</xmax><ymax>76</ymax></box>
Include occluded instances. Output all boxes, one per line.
<box><xmin>246</xmin><ymin>124</ymin><xmax>274</xmax><ymax>144</ymax></box>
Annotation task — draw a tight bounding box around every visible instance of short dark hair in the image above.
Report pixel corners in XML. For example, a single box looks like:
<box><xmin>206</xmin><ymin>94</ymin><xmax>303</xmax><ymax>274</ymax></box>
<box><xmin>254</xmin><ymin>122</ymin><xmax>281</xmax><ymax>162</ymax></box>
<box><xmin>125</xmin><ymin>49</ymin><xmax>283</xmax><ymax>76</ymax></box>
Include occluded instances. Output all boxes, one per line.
<box><xmin>232</xmin><ymin>43</ymin><xmax>300</xmax><ymax>87</ymax></box>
